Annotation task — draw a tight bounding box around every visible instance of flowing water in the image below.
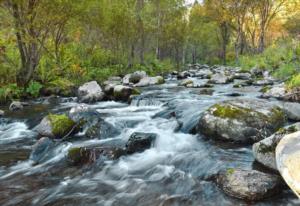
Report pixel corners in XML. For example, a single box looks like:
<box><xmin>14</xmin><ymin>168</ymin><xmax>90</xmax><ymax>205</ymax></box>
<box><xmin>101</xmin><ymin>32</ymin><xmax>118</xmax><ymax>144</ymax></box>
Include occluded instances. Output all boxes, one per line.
<box><xmin>0</xmin><ymin>78</ymin><xmax>299</xmax><ymax>206</ymax></box>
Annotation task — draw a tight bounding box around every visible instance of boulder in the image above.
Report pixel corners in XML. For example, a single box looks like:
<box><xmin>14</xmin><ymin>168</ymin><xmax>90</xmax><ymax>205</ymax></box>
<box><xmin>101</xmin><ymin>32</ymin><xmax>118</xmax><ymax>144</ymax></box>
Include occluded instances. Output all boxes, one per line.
<box><xmin>135</xmin><ymin>76</ymin><xmax>164</xmax><ymax>87</ymax></box>
<box><xmin>69</xmin><ymin>105</ymin><xmax>120</xmax><ymax>139</ymax></box>
<box><xmin>67</xmin><ymin>146</ymin><xmax>126</xmax><ymax>166</ymax></box>
<box><xmin>253</xmin><ymin>123</ymin><xmax>300</xmax><ymax>170</ymax></box>
<box><xmin>123</xmin><ymin>71</ymin><xmax>147</xmax><ymax>85</ymax></box>
<box><xmin>199</xmin><ymin>89</ymin><xmax>214</xmax><ymax>95</ymax></box>
<box><xmin>233</xmin><ymin>72</ymin><xmax>251</xmax><ymax>80</ymax></box>
<box><xmin>34</xmin><ymin>114</ymin><xmax>76</xmax><ymax>139</ymax></box>
<box><xmin>126</xmin><ymin>132</ymin><xmax>157</xmax><ymax>154</ymax></box>
<box><xmin>78</xmin><ymin>81</ymin><xmax>105</xmax><ymax>103</ymax></box>
<box><xmin>283</xmin><ymin>102</ymin><xmax>300</xmax><ymax>121</ymax></box>
<box><xmin>178</xmin><ymin>79</ymin><xmax>194</xmax><ymax>87</ymax></box>
<box><xmin>276</xmin><ymin>131</ymin><xmax>300</xmax><ymax>198</ymax></box>
<box><xmin>113</xmin><ymin>85</ymin><xmax>140</xmax><ymax>102</ymax></box>
<box><xmin>253</xmin><ymin>79</ymin><xmax>274</xmax><ymax>86</ymax></box>
<box><xmin>216</xmin><ymin>169</ymin><xmax>283</xmax><ymax>201</ymax></box>
<box><xmin>9</xmin><ymin>101</ymin><xmax>25</xmax><ymax>111</ymax></box>
<box><xmin>209</xmin><ymin>73</ymin><xmax>232</xmax><ymax>84</ymax></box>
<box><xmin>0</xmin><ymin>110</ymin><xmax>4</xmax><ymax>116</ymax></box>
<box><xmin>194</xmin><ymin>69</ymin><xmax>213</xmax><ymax>79</ymax></box>
<box><xmin>30</xmin><ymin>137</ymin><xmax>55</xmax><ymax>164</ymax></box>
<box><xmin>197</xmin><ymin>99</ymin><xmax>286</xmax><ymax>143</ymax></box>
<box><xmin>261</xmin><ymin>83</ymin><xmax>286</xmax><ymax>99</ymax></box>
<box><xmin>177</xmin><ymin>71</ymin><xmax>191</xmax><ymax>79</ymax></box>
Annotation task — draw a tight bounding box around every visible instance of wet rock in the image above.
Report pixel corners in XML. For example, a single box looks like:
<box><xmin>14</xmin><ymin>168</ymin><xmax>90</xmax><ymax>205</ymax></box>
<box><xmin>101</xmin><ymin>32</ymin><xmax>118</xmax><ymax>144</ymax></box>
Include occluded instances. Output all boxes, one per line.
<box><xmin>233</xmin><ymin>72</ymin><xmax>251</xmax><ymax>80</ymax></box>
<box><xmin>171</xmin><ymin>71</ymin><xmax>178</xmax><ymax>75</ymax></box>
<box><xmin>177</xmin><ymin>71</ymin><xmax>191</xmax><ymax>79</ymax></box>
<box><xmin>197</xmin><ymin>99</ymin><xmax>286</xmax><ymax>143</ymax></box>
<box><xmin>276</xmin><ymin>131</ymin><xmax>300</xmax><ymax>197</ymax></box>
<box><xmin>123</xmin><ymin>71</ymin><xmax>147</xmax><ymax>85</ymax></box>
<box><xmin>225</xmin><ymin>92</ymin><xmax>243</xmax><ymax>97</ymax></box>
<box><xmin>179</xmin><ymin>79</ymin><xmax>194</xmax><ymax>87</ymax></box>
<box><xmin>199</xmin><ymin>89</ymin><xmax>214</xmax><ymax>95</ymax></box>
<box><xmin>69</xmin><ymin>106</ymin><xmax>120</xmax><ymax>139</ymax></box>
<box><xmin>194</xmin><ymin>69</ymin><xmax>213</xmax><ymax>79</ymax></box>
<box><xmin>250</xmin><ymin>67</ymin><xmax>264</xmax><ymax>77</ymax></box>
<box><xmin>30</xmin><ymin>137</ymin><xmax>55</xmax><ymax>164</ymax></box>
<box><xmin>209</xmin><ymin>73</ymin><xmax>232</xmax><ymax>84</ymax></box>
<box><xmin>283</xmin><ymin>102</ymin><xmax>300</xmax><ymax>121</ymax></box>
<box><xmin>126</xmin><ymin>132</ymin><xmax>157</xmax><ymax>154</ymax></box>
<box><xmin>253</xmin><ymin>79</ymin><xmax>274</xmax><ymax>86</ymax></box>
<box><xmin>135</xmin><ymin>76</ymin><xmax>164</xmax><ymax>87</ymax></box>
<box><xmin>261</xmin><ymin>83</ymin><xmax>286</xmax><ymax>99</ymax></box>
<box><xmin>78</xmin><ymin>81</ymin><xmax>105</xmax><ymax>103</ymax></box>
<box><xmin>34</xmin><ymin>114</ymin><xmax>76</xmax><ymax>139</ymax></box>
<box><xmin>216</xmin><ymin>169</ymin><xmax>283</xmax><ymax>201</ymax></box>
<box><xmin>0</xmin><ymin>110</ymin><xmax>4</xmax><ymax>116</ymax></box>
<box><xmin>67</xmin><ymin>146</ymin><xmax>127</xmax><ymax>166</ymax></box>
<box><xmin>9</xmin><ymin>101</ymin><xmax>25</xmax><ymax>111</ymax></box>
<box><xmin>253</xmin><ymin>123</ymin><xmax>300</xmax><ymax>170</ymax></box>
<box><xmin>113</xmin><ymin>85</ymin><xmax>140</xmax><ymax>102</ymax></box>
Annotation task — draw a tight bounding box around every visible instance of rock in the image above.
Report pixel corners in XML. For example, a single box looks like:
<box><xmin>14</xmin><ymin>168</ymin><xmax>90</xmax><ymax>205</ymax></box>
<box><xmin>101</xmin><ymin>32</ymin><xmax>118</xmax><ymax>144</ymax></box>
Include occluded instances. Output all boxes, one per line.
<box><xmin>253</xmin><ymin>79</ymin><xmax>274</xmax><ymax>86</ymax></box>
<box><xmin>177</xmin><ymin>71</ymin><xmax>191</xmax><ymax>79</ymax></box>
<box><xmin>179</xmin><ymin>79</ymin><xmax>194</xmax><ymax>87</ymax></box>
<box><xmin>233</xmin><ymin>72</ymin><xmax>251</xmax><ymax>80</ymax></box>
<box><xmin>34</xmin><ymin>114</ymin><xmax>76</xmax><ymax>139</ymax></box>
<box><xmin>126</xmin><ymin>132</ymin><xmax>157</xmax><ymax>154</ymax></box>
<box><xmin>250</xmin><ymin>67</ymin><xmax>264</xmax><ymax>77</ymax></box>
<box><xmin>67</xmin><ymin>146</ymin><xmax>126</xmax><ymax>166</ymax></box>
<box><xmin>0</xmin><ymin>110</ymin><xmax>4</xmax><ymax>116</ymax></box>
<box><xmin>30</xmin><ymin>137</ymin><xmax>55</xmax><ymax>164</ymax></box>
<box><xmin>276</xmin><ymin>131</ymin><xmax>300</xmax><ymax>198</ymax></box>
<box><xmin>197</xmin><ymin>99</ymin><xmax>286</xmax><ymax>143</ymax></box>
<box><xmin>113</xmin><ymin>85</ymin><xmax>140</xmax><ymax>102</ymax></box>
<box><xmin>209</xmin><ymin>73</ymin><xmax>232</xmax><ymax>84</ymax></box>
<box><xmin>69</xmin><ymin>106</ymin><xmax>120</xmax><ymax>139</ymax></box>
<box><xmin>123</xmin><ymin>71</ymin><xmax>147</xmax><ymax>85</ymax></box>
<box><xmin>9</xmin><ymin>101</ymin><xmax>24</xmax><ymax>111</ymax></box>
<box><xmin>199</xmin><ymin>89</ymin><xmax>214</xmax><ymax>95</ymax></box>
<box><xmin>171</xmin><ymin>71</ymin><xmax>178</xmax><ymax>75</ymax></box>
<box><xmin>283</xmin><ymin>102</ymin><xmax>300</xmax><ymax>121</ymax></box>
<box><xmin>253</xmin><ymin>123</ymin><xmax>300</xmax><ymax>170</ymax></box>
<box><xmin>78</xmin><ymin>81</ymin><xmax>105</xmax><ymax>103</ymax></box>
<box><xmin>135</xmin><ymin>76</ymin><xmax>164</xmax><ymax>87</ymax></box>
<box><xmin>216</xmin><ymin>169</ymin><xmax>283</xmax><ymax>201</ymax></box>
<box><xmin>194</xmin><ymin>69</ymin><xmax>213</xmax><ymax>79</ymax></box>
<box><xmin>225</xmin><ymin>92</ymin><xmax>243</xmax><ymax>97</ymax></box>
<box><xmin>261</xmin><ymin>83</ymin><xmax>286</xmax><ymax>99</ymax></box>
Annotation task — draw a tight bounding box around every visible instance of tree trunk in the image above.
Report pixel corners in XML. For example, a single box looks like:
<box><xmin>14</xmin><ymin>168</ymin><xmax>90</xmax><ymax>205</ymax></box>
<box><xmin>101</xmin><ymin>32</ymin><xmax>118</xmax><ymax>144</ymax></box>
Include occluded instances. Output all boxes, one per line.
<box><xmin>137</xmin><ymin>0</ymin><xmax>145</xmax><ymax>65</ymax></box>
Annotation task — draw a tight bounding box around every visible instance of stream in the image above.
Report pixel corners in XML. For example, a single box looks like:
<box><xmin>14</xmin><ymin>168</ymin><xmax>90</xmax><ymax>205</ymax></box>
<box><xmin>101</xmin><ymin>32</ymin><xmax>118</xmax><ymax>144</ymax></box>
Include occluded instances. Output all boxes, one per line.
<box><xmin>0</xmin><ymin>77</ymin><xmax>299</xmax><ymax>206</ymax></box>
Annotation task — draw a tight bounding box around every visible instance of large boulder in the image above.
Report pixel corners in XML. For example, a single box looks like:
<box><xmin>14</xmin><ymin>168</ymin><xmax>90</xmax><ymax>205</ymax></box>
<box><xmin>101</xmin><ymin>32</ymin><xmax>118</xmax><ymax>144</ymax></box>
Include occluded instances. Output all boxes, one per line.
<box><xmin>34</xmin><ymin>114</ymin><xmax>76</xmax><ymax>139</ymax></box>
<box><xmin>78</xmin><ymin>81</ymin><xmax>105</xmax><ymax>103</ymax></box>
<box><xmin>283</xmin><ymin>102</ymin><xmax>300</xmax><ymax>121</ymax></box>
<box><xmin>209</xmin><ymin>73</ymin><xmax>232</xmax><ymax>84</ymax></box>
<box><xmin>69</xmin><ymin>105</ymin><xmax>120</xmax><ymax>139</ymax></box>
<box><xmin>67</xmin><ymin>146</ymin><xmax>126</xmax><ymax>166</ymax></box>
<box><xmin>9</xmin><ymin>101</ymin><xmax>27</xmax><ymax>111</ymax></box>
<box><xmin>177</xmin><ymin>71</ymin><xmax>191</xmax><ymax>79</ymax></box>
<box><xmin>216</xmin><ymin>169</ymin><xmax>283</xmax><ymax>201</ymax></box>
<box><xmin>30</xmin><ymin>137</ymin><xmax>55</xmax><ymax>164</ymax></box>
<box><xmin>126</xmin><ymin>132</ymin><xmax>157</xmax><ymax>154</ymax></box>
<box><xmin>135</xmin><ymin>76</ymin><xmax>164</xmax><ymax>87</ymax></box>
<box><xmin>253</xmin><ymin>123</ymin><xmax>300</xmax><ymax>170</ymax></box>
<box><xmin>261</xmin><ymin>83</ymin><xmax>286</xmax><ymax>99</ymax></box>
<box><xmin>233</xmin><ymin>72</ymin><xmax>251</xmax><ymax>80</ymax></box>
<box><xmin>113</xmin><ymin>85</ymin><xmax>140</xmax><ymax>102</ymax></box>
<box><xmin>276</xmin><ymin>131</ymin><xmax>300</xmax><ymax>198</ymax></box>
<box><xmin>197</xmin><ymin>99</ymin><xmax>286</xmax><ymax>143</ymax></box>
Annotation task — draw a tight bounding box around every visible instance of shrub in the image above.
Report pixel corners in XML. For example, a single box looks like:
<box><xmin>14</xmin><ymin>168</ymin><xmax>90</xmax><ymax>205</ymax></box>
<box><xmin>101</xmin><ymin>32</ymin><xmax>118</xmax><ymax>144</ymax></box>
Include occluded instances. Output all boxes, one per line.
<box><xmin>287</xmin><ymin>73</ymin><xmax>300</xmax><ymax>89</ymax></box>
<box><xmin>0</xmin><ymin>84</ymin><xmax>23</xmax><ymax>104</ymax></box>
<box><xmin>26</xmin><ymin>81</ymin><xmax>43</xmax><ymax>98</ymax></box>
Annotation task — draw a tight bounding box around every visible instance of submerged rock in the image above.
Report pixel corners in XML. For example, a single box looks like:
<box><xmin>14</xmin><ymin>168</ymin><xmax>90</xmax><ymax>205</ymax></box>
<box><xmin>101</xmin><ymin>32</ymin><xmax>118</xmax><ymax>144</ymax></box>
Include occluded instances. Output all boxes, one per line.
<box><xmin>34</xmin><ymin>114</ymin><xmax>76</xmax><ymax>139</ymax></box>
<box><xmin>78</xmin><ymin>81</ymin><xmax>105</xmax><ymax>103</ymax></box>
<box><xmin>67</xmin><ymin>146</ymin><xmax>126</xmax><ymax>166</ymax></box>
<box><xmin>126</xmin><ymin>132</ymin><xmax>157</xmax><ymax>154</ymax></box>
<box><xmin>69</xmin><ymin>105</ymin><xmax>120</xmax><ymax>139</ymax></box>
<box><xmin>199</xmin><ymin>89</ymin><xmax>214</xmax><ymax>95</ymax></box>
<box><xmin>283</xmin><ymin>102</ymin><xmax>300</xmax><ymax>121</ymax></box>
<box><xmin>276</xmin><ymin>131</ymin><xmax>300</xmax><ymax>198</ymax></box>
<box><xmin>216</xmin><ymin>169</ymin><xmax>283</xmax><ymax>201</ymax></box>
<box><xmin>30</xmin><ymin>137</ymin><xmax>55</xmax><ymax>164</ymax></box>
<box><xmin>253</xmin><ymin>123</ymin><xmax>300</xmax><ymax>170</ymax></box>
<box><xmin>197</xmin><ymin>99</ymin><xmax>286</xmax><ymax>143</ymax></box>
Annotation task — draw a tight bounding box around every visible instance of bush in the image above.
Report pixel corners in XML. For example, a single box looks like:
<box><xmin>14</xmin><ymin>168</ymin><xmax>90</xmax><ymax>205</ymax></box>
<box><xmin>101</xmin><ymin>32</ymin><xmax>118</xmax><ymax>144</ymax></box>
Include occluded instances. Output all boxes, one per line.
<box><xmin>26</xmin><ymin>81</ymin><xmax>43</xmax><ymax>98</ymax></box>
<box><xmin>0</xmin><ymin>84</ymin><xmax>23</xmax><ymax>103</ymax></box>
<box><xmin>287</xmin><ymin>73</ymin><xmax>300</xmax><ymax>89</ymax></box>
<box><xmin>273</xmin><ymin>64</ymin><xmax>297</xmax><ymax>80</ymax></box>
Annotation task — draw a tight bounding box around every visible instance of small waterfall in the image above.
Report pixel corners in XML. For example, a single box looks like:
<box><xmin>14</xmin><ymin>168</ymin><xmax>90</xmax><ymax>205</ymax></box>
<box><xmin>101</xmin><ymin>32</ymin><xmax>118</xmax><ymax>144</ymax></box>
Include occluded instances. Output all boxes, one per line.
<box><xmin>130</xmin><ymin>94</ymin><xmax>163</xmax><ymax>107</ymax></box>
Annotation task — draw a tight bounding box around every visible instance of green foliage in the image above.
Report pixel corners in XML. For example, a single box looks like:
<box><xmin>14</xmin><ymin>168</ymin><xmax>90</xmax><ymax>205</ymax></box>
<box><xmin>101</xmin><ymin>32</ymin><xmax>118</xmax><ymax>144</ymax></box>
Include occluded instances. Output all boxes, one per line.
<box><xmin>0</xmin><ymin>84</ymin><xmax>23</xmax><ymax>104</ymax></box>
<box><xmin>26</xmin><ymin>81</ymin><xmax>43</xmax><ymax>98</ymax></box>
<box><xmin>287</xmin><ymin>74</ymin><xmax>300</xmax><ymax>89</ymax></box>
<box><xmin>273</xmin><ymin>64</ymin><xmax>297</xmax><ymax>80</ymax></box>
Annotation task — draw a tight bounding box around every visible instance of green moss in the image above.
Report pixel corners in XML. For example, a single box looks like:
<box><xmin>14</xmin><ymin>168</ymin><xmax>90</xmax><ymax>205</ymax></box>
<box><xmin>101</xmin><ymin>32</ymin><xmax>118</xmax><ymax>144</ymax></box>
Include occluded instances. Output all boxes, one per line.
<box><xmin>67</xmin><ymin>147</ymin><xmax>82</xmax><ymax>163</ymax></box>
<box><xmin>157</xmin><ymin>76</ymin><xmax>165</xmax><ymax>84</ymax></box>
<box><xmin>227</xmin><ymin>168</ymin><xmax>235</xmax><ymax>175</ymax></box>
<box><xmin>48</xmin><ymin>114</ymin><xmax>75</xmax><ymax>138</ymax></box>
<box><xmin>132</xmin><ymin>88</ymin><xmax>141</xmax><ymax>95</ymax></box>
<box><xmin>212</xmin><ymin>104</ymin><xmax>252</xmax><ymax>119</ymax></box>
<box><xmin>269</xmin><ymin>107</ymin><xmax>285</xmax><ymax>125</ymax></box>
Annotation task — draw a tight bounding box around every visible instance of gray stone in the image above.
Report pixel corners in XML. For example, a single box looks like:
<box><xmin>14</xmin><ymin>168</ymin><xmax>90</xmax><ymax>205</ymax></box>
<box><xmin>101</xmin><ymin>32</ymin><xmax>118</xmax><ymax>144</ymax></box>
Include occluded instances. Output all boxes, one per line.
<box><xmin>78</xmin><ymin>81</ymin><xmax>104</xmax><ymax>103</ymax></box>
<box><xmin>135</xmin><ymin>76</ymin><xmax>164</xmax><ymax>87</ymax></box>
<box><xmin>209</xmin><ymin>73</ymin><xmax>232</xmax><ymax>84</ymax></box>
<box><xmin>253</xmin><ymin>123</ymin><xmax>300</xmax><ymax>170</ymax></box>
<box><xmin>262</xmin><ymin>83</ymin><xmax>286</xmax><ymax>99</ymax></box>
<box><xmin>0</xmin><ymin>110</ymin><xmax>4</xmax><ymax>116</ymax></box>
<box><xmin>126</xmin><ymin>132</ymin><xmax>157</xmax><ymax>154</ymax></box>
<box><xmin>197</xmin><ymin>99</ymin><xmax>286</xmax><ymax>143</ymax></box>
<box><xmin>216</xmin><ymin>169</ymin><xmax>283</xmax><ymax>201</ymax></box>
<box><xmin>283</xmin><ymin>102</ymin><xmax>300</xmax><ymax>121</ymax></box>
<box><xmin>9</xmin><ymin>101</ymin><xmax>24</xmax><ymax>111</ymax></box>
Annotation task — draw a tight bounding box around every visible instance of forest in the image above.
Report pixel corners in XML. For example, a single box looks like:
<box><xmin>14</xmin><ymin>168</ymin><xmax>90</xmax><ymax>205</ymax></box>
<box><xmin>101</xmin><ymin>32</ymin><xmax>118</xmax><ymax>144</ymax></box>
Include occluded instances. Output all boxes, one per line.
<box><xmin>0</xmin><ymin>0</ymin><xmax>299</xmax><ymax>102</ymax></box>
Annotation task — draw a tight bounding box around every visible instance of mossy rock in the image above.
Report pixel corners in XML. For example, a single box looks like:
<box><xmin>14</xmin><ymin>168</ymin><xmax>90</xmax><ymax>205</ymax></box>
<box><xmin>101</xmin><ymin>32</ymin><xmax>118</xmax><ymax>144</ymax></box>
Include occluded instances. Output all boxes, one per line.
<box><xmin>48</xmin><ymin>114</ymin><xmax>75</xmax><ymax>138</ymax></box>
<box><xmin>156</xmin><ymin>76</ymin><xmax>165</xmax><ymax>84</ymax></box>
